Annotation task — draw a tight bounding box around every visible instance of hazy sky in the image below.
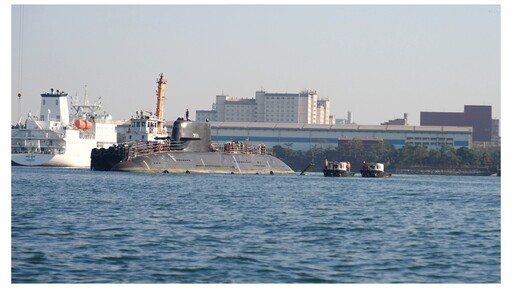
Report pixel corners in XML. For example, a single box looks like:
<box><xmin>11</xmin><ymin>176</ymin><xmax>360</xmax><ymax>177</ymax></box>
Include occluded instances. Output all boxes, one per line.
<box><xmin>9</xmin><ymin>3</ymin><xmax>501</xmax><ymax>126</ymax></box>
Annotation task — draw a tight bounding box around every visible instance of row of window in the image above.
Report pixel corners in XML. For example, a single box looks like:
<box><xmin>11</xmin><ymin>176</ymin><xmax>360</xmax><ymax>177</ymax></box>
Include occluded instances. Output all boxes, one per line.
<box><xmin>266</xmin><ymin>104</ymin><xmax>296</xmax><ymax>108</ymax></box>
<box><xmin>267</xmin><ymin>96</ymin><xmax>295</xmax><ymax>100</ymax></box>
<box><xmin>265</xmin><ymin>118</ymin><xmax>295</xmax><ymax>122</ymax></box>
<box><xmin>406</xmin><ymin>137</ymin><xmax>454</xmax><ymax>141</ymax></box>
<box><xmin>225</xmin><ymin>106</ymin><xmax>254</xmax><ymax>110</ymax></box>
<box><xmin>266</xmin><ymin>110</ymin><xmax>294</xmax><ymax>114</ymax></box>
<box><xmin>405</xmin><ymin>141</ymin><xmax>455</xmax><ymax>147</ymax></box>
<box><xmin>226</xmin><ymin>113</ymin><xmax>256</xmax><ymax>117</ymax></box>
<box><xmin>39</xmin><ymin>115</ymin><xmax>61</xmax><ymax>121</ymax></box>
<box><xmin>131</xmin><ymin>121</ymin><xmax>157</xmax><ymax>127</ymax></box>
<box><xmin>42</xmin><ymin>99</ymin><xmax>59</xmax><ymax>105</ymax></box>
<box><xmin>128</xmin><ymin>135</ymin><xmax>145</xmax><ymax>140</ymax></box>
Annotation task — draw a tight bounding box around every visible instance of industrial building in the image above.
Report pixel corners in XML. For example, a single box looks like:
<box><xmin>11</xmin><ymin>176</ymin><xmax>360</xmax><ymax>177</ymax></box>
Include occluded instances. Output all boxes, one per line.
<box><xmin>209</xmin><ymin>122</ymin><xmax>473</xmax><ymax>151</ymax></box>
<box><xmin>381</xmin><ymin>113</ymin><xmax>409</xmax><ymax>125</ymax></box>
<box><xmin>420</xmin><ymin>105</ymin><xmax>498</xmax><ymax>143</ymax></box>
<box><xmin>196</xmin><ymin>90</ymin><xmax>333</xmax><ymax>124</ymax></box>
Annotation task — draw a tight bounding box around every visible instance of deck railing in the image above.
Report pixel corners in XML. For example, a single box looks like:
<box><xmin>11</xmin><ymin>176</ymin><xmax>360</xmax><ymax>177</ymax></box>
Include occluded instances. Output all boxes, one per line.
<box><xmin>125</xmin><ymin>141</ymin><xmax>272</xmax><ymax>158</ymax></box>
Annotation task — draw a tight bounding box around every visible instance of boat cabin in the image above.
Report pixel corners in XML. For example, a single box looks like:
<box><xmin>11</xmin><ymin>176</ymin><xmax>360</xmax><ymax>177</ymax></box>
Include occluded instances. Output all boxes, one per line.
<box><xmin>367</xmin><ymin>163</ymin><xmax>385</xmax><ymax>172</ymax></box>
<box><xmin>360</xmin><ymin>162</ymin><xmax>390</xmax><ymax>177</ymax></box>
<box><xmin>325</xmin><ymin>161</ymin><xmax>349</xmax><ymax>171</ymax></box>
<box><xmin>125</xmin><ymin>111</ymin><xmax>167</xmax><ymax>142</ymax></box>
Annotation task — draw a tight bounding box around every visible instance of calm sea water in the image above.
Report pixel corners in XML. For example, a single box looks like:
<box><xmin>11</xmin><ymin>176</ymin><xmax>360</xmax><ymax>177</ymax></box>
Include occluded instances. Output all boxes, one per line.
<box><xmin>11</xmin><ymin>166</ymin><xmax>500</xmax><ymax>283</ymax></box>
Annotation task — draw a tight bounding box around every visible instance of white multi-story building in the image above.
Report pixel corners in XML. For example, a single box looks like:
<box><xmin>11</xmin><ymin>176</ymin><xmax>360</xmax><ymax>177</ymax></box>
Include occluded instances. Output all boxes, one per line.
<box><xmin>317</xmin><ymin>99</ymin><xmax>330</xmax><ymax>124</ymax></box>
<box><xmin>196</xmin><ymin>90</ymin><xmax>332</xmax><ymax>124</ymax></box>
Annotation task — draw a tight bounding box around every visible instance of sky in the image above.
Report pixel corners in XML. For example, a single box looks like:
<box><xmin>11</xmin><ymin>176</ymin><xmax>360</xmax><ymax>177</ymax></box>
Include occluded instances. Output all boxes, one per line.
<box><xmin>8</xmin><ymin>2</ymin><xmax>502</xmax><ymax>126</ymax></box>
<box><xmin>2</xmin><ymin>2</ymin><xmax>511</xmax><ymax>286</ymax></box>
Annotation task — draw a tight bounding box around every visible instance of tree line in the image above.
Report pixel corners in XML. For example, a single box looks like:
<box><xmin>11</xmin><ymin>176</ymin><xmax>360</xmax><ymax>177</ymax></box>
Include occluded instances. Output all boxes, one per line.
<box><xmin>272</xmin><ymin>141</ymin><xmax>501</xmax><ymax>173</ymax></box>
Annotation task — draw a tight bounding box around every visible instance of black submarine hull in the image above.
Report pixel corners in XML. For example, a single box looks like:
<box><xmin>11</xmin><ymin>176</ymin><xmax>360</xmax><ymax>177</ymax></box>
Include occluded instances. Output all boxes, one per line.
<box><xmin>110</xmin><ymin>151</ymin><xmax>295</xmax><ymax>174</ymax></box>
<box><xmin>92</xmin><ymin>120</ymin><xmax>295</xmax><ymax>175</ymax></box>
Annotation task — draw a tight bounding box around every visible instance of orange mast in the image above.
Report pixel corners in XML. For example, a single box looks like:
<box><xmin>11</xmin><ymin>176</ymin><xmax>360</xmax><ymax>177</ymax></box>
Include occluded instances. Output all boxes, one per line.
<box><xmin>155</xmin><ymin>73</ymin><xmax>167</xmax><ymax>133</ymax></box>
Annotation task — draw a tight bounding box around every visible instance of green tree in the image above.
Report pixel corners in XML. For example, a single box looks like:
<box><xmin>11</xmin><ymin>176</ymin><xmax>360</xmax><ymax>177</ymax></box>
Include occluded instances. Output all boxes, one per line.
<box><xmin>439</xmin><ymin>145</ymin><xmax>459</xmax><ymax>167</ymax></box>
<box><xmin>274</xmin><ymin>142</ymin><xmax>500</xmax><ymax>172</ymax></box>
<box><xmin>456</xmin><ymin>147</ymin><xmax>477</xmax><ymax>166</ymax></box>
<box><xmin>427</xmin><ymin>149</ymin><xmax>441</xmax><ymax>165</ymax></box>
<box><xmin>413</xmin><ymin>145</ymin><xmax>429</xmax><ymax>165</ymax></box>
<box><xmin>489</xmin><ymin>150</ymin><xmax>501</xmax><ymax>171</ymax></box>
<box><xmin>398</xmin><ymin>143</ymin><xmax>416</xmax><ymax>165</ymax></box>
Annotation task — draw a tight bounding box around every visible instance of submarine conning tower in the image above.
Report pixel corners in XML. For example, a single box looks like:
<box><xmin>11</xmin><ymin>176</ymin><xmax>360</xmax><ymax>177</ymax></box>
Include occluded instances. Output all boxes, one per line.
<box><xmin>170</xmin><ymin>119</ymin><xmax>212</xmax><ymax>152</ymax></box>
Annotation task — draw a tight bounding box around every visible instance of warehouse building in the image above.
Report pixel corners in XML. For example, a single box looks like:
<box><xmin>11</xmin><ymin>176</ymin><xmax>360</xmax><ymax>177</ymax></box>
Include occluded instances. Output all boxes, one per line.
<box><xmin>420</xmin><ymin>105</ymin><xmax>497</xmax><ymax>142</ymax></box>
<box><xmin>209</xmin><ymin>122</ymin><xmax>472</xmax><ymax>151</ymax></box>
<box><xmin>115</xmin><ymin>120</ymin><xmax>472</xmax><ymax>152</ymax></box>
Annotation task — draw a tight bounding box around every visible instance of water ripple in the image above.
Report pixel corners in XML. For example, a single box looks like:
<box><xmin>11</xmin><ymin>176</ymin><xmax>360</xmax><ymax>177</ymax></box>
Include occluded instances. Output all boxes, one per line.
<box><xmin>11</xmin><ymin>168</ymin><xmax>500</xmax><ymax>283</ymax></box>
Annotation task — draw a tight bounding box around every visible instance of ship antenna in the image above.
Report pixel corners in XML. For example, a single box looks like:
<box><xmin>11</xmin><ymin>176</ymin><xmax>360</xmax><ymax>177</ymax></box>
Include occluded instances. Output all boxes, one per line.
<box><xmin>156</xmin><ymin>73</ymin><xmax>167</xmax><ymax>134</ymax></box>
<box><xmin>84</xmin><ymin>84</ymin><xmax>89</xmax><ymax>105</ymax></box>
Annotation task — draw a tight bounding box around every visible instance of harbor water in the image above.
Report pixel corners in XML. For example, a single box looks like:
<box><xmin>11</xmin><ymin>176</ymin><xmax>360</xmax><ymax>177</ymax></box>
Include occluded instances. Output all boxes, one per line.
<box><xmin>11</xmin><ymin>166</ymin><xmax>500</xmax><ymax>283</ymax></box>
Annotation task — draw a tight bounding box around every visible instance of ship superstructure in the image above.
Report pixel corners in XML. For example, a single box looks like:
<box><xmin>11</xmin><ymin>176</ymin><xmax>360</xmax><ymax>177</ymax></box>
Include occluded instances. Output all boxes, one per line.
<box><xmin>121</xmin><ymin>74</ymin><xmax>168</xmax><ymax>143</ymax></box>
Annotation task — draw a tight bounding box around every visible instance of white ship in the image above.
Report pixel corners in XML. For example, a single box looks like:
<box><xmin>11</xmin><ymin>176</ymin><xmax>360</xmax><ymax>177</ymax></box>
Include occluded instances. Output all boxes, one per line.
<box><xmin>11</xmin><ymin>88</ymin><xmax>117</xmax><ymax>167</ymax></box>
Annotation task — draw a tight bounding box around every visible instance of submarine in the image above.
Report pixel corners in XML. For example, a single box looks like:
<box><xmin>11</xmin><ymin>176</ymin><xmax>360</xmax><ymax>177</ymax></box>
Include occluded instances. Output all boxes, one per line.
<box><xmin>90</xmin><ymin>74</ymin><xmax>295</xmax><ymax>175</ymax></box>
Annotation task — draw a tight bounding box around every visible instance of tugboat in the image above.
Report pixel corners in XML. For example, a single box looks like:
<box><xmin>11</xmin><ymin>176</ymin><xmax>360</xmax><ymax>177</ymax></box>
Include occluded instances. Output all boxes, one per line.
<box><xmin>90</xmin><ymin>73</ymin><xmax>295</xmax><ymax>175</ymax></box>
<box><xmin>360</xmin><ymin>162</ymin><xmax>392</xmax><ymax>177</ymax></box>
<box><xmin>323</xmin><ymin>160</ymin><xmax>355</xmax><ymax>177</ymax></box>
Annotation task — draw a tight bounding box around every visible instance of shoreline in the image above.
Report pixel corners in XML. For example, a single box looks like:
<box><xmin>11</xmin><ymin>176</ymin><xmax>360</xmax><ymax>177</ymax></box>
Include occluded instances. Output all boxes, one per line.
<box><xmin>388</xmin><ymin>167</ymin><xmax>499</xmax><ymax>176</ymax></box>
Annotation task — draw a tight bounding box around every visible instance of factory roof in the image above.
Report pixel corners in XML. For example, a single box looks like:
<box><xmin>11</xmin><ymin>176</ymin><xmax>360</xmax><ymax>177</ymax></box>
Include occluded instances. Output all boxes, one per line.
<box><xmin>208</xmin><ymin>122</ymin><xmax>473</xmax><ymax>133</ymax></box>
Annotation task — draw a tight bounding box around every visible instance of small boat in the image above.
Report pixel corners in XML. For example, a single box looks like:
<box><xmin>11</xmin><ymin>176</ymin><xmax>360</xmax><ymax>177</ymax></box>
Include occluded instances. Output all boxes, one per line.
<box><xmin>323</xmin><ymin>160</ymin><xmax>355</xmax><ymax>177</ymax></box>
<box><xmin>360</xmin><ymin>162</ymin><xmax>392</xmax><ymax>177</ymax></box>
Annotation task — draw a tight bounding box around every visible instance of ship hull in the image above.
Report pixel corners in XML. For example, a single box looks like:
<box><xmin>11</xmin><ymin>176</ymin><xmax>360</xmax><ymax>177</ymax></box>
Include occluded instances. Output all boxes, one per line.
<box><xmin>360</xmin><ymin>170</ymin><xmax>392</xmax><ymax>177</ymax></box>
<box><xmin>11</xmin><ymin>138</ymin><xmax>103</xmax><ymax>167</ymax></box>
<box><xmin>11</xmin><ymin>149</ymin><xmax>92</xmax><ymax>167</ymax></box>
<box><xmin>110</xmin><ymin>151</ymin><xmax>295</xmax><ymax>175</ymax></box>
<box><xmin>12</xmin><ymin>153</ymin><xmax>58</xmax><ymax>166</ymax></box>
<box><xmin>323</xmin><ymin>170</ymin><xmax>355</xmax><ymax>177</ymax></box>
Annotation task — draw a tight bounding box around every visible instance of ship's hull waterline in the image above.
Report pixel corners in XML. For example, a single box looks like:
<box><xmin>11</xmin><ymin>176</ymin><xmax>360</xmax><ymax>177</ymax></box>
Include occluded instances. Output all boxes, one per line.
<box><xmin>11</xmin><ymin>138</ymin><xmax>102</xmax><ymax>167</ymax></box>
<box><xmin>11</xmin><ymin>152</ymin><xmax>91</xmax><ymax>167</ymax></box>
